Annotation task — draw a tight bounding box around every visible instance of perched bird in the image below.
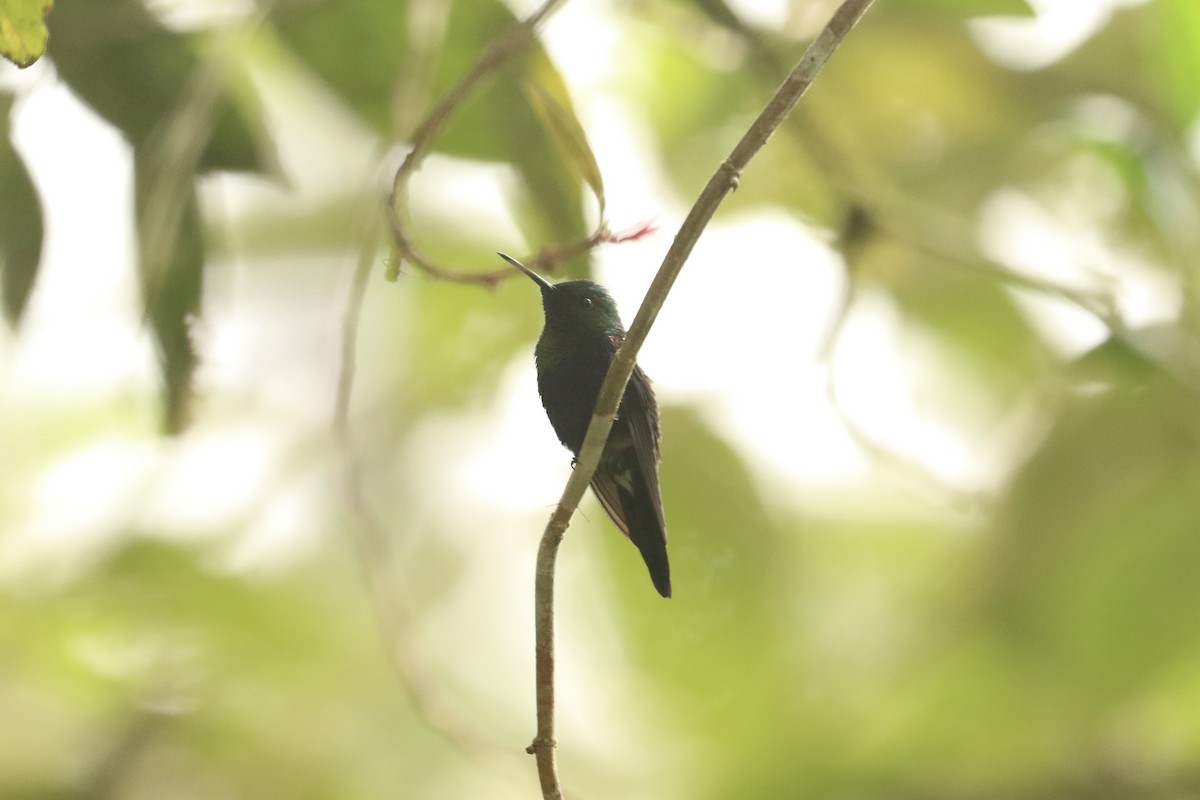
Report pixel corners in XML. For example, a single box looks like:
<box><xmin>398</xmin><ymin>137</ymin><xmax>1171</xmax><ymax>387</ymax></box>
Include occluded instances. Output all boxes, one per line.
<box><xmin>500</xmin><ymin>253</ymin><xmax>671</xmax><ymax>598</ymax></box>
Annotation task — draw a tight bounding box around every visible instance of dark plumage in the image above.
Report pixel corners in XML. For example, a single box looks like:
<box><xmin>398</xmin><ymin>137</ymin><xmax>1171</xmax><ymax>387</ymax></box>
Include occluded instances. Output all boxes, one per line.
<box><xmin>500</xmin><ymin>253</ymin><xmax>671</xmax><ymax>598</ymax></box>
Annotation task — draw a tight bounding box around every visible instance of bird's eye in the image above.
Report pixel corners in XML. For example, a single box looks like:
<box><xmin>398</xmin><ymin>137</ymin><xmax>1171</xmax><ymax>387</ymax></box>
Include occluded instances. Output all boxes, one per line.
<box><xmin>581</xmin><ymin>297</ymin><xmax>593</xmax><ymax>308</ymax></box>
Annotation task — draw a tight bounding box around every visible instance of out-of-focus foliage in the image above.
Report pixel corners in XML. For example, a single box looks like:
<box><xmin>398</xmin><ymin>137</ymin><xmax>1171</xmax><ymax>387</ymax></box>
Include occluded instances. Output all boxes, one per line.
<box><xmin>525</xmin><ymin>80</ymin><xmax>606</xmax><ymax>215</ymax></box>
<box><xmin>0</xmin><ymin>0</ymin><xmax>52</xmax><ymax>68</ymax></box>
<box><xmin>272</xmin><ymin>0</ymin><xmax>590</xmax><ymax>257</ymax></box>
<box><xmin>0</xmin><ymin>93</ymin><xmax>43</xmax><ymax>325</ymax></box>
<box><xmin>40</xmin><ymin>0</ymin><xmax>278</xmax><ymax>431</ymax></box>
<box><xmin>47</xmin><ymin>0</ymin><xmax>272</xmax><ymax>172</ymax></box>
<box><xmin>1152</xmin><ymin>0</ymin><xmax>1200</xmax><ymax>132</ymax></box>
<box><xmin>3</xmin><ymin>0</ymin><xmax>1200</xmax><ymax>799</ymax></box>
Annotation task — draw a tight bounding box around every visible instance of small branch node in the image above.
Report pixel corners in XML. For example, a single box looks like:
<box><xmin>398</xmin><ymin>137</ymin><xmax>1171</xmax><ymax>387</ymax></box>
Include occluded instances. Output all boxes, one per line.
<box><xmin>526</xmin><ymin>736</ymin><xmax>558</xmax><ymax>755</ymax></box>
<box><xmin>720</xmin><ymin>159</ymin><xmax>742</xmax><ymax>191</ymax></box>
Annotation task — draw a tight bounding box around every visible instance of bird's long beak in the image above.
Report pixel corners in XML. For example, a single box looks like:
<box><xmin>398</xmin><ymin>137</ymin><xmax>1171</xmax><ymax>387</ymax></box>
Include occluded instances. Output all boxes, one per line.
<box><xmin>498</xmin><ymin>252</ymin><xmax>554</xmax><ymax>292</ymax></box>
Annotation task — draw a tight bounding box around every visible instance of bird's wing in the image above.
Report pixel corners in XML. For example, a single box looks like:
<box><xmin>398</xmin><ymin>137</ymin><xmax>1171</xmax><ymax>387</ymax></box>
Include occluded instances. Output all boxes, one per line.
<box><xmin>590</xmin><ymin>469</ymin><xmax>631</xmax><ymax>538</ymax></box>
<box><xmin>590</xmin><ymin>338</ymin><xmax>671</xmax><ymax>596</ymax></box>
<box><xmin>622</xmin><ymin>363</ymin><xmax>667</xmax><ymax>536</ymax></box>
<box><xmin>588</xmin><ymin>336</ymin><xmax>665</xmax><ymax>536</ymax></box>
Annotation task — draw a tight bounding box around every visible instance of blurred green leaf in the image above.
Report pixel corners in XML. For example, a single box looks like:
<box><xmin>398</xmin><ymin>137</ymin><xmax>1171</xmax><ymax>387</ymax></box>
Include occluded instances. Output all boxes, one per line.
<box><xmin>0</xmin><ymin>97</ymin><xmax>44</xmax><ymax>327</ymax></box>
<box><xmin>47</xmin><ymin>0</ymin><xmax>273</xmax><ymax>174</ymax></box>
<box><xmin>0</xmin><ymin>540</ymin><xmax>445</xmax><ymax>799</ymax></box>
<box><xmin>135</xmin><ymin>157</ymin><xmax>204</xmax><ymax>435</ymax></box>
<box><xmin>524</xmin><ymin>80</ymin><xmax>606</xmax><ymax>216</ymax></box>
<box><xmin>272</xmin><ymin>0</ymin><xmax>409</xmax><ymax>134</ymax></box>
<box><xmin>1151</xmin><ymin>0</ymin><xmax>1200</xmax><ymax>133</ymax></box>
<box><xmin>432</xmin><ymin>0</ymin><xmax>586</xmax><ymax>249</ymax></box>
<box><xmin>983</xmin><ymin>374</ymin><xmax>1200</xmax><ymax>698</ymax></box>
<box><xmin>902</xmin><ymin>0</ymin><xmax>1035</xmax><ymax>17</ymax></box>
<box><xmin>828</xmin><ymin>14</ymin><xmax>1037</xmax><ymax>209</ymax></box>
<box><xmin>276</xmin><ymin>0</ymin><xmax>587</xmax><ymax>258</ymax></box>
<box><xmin>853</xmin><ymin>377</ymin><xmax>1200</xmax><ymax>793</ymax></box>
<box><xmin>0</xmin><ymin>0</ymin><xmax>51</xmax><ymax>67</ymax></box>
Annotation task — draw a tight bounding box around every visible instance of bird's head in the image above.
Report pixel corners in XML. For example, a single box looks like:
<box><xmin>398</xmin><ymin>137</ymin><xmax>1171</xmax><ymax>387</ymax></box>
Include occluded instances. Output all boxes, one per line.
<box><xmin>499</xmin><ymin>253</ymin><xmax>624</xmax><ymax>338</ymax></box>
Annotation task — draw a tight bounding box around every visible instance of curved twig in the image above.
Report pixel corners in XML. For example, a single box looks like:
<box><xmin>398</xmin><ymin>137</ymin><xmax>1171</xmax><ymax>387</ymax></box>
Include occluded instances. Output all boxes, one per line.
<box><xmin>525</xmin><ymin>2</ymin><xmax>879</xmax><ymax>797</ymax></box>
<box><xmin>384</xmin><ymin>0</ymin><xmax>613</xmax><ymax>286</ymax></box>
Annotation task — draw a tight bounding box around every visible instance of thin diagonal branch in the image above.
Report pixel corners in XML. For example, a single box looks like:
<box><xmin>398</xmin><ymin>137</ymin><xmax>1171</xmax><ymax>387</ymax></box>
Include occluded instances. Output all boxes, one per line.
<box><xmin>525</xmin><ymin>2</ymin><xmax>878</xmax><ymax>798</ymax></box>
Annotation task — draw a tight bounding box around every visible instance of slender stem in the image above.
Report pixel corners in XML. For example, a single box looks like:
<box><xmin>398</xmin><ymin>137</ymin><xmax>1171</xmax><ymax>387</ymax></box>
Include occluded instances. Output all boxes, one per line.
<box><xmin>526</xmin><ymin>523</ymin><xmax>563</xmax><ymax>797</ymax></box>
<box><xmin>333</xmin><ymin>192</ymin><xmax>504</xmax><ymax>763</ymax></box>
<box><xmin>331</xmin><ymin>205</ymin><xmax>453</xmax><ymax>741</ymax></box>
<box><xmin>526</xmin><ymin>1</ymin><xmax>878</xmax><ymax>797</ymax></box>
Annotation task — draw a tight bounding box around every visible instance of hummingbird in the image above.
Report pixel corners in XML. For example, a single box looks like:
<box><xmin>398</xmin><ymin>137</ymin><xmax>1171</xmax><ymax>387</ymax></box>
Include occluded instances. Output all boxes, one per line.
<box><xmin>500</xmin><ymin>253</ymin><xmax>671</xmax><ymax>598</ymax></box>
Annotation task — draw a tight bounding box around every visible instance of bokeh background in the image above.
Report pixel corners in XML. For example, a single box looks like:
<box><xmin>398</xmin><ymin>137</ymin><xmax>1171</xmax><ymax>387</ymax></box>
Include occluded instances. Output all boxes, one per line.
<box><xmin>3</xmin><ymin>0</ymin><xmax>1200</xmax><ymax>797</ymax></box>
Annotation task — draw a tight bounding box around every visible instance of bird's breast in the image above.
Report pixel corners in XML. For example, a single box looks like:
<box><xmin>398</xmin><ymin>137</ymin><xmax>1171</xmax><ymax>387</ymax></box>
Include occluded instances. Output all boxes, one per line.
<box><xmin>535</xmin><ymin>337</ymin><xmax>617</xmax><ymax>455</ymax></box>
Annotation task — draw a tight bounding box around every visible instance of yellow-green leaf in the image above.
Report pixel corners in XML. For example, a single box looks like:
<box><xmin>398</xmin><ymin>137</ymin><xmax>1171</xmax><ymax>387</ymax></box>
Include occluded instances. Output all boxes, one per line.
<box><xmin>524</xmin><ymin>81</ymin><xmax>606</xmax><ymax>216</ymax></box>
<box><xmin>0</xmin><ymin>0</ymin><xmax>51</xmax><ymax>68</ymax></box>
<box><xmin>1153</xmin><ymin>0</ymin><xmax>1200</xmax><ymax>132</ymax></box>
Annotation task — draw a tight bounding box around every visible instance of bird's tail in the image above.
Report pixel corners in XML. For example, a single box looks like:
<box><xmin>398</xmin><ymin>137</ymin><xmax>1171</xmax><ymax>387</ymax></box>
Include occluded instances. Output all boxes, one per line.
<box><xmin>624</xmin><ymin>488</ymin><xmax>671</xmax><ymax>598</ymax></box>
<box><xmin>591</xmin><ymin>469</ymin><xmax>672</xmax><ymax>598</ymax></box>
